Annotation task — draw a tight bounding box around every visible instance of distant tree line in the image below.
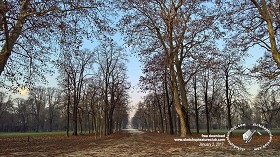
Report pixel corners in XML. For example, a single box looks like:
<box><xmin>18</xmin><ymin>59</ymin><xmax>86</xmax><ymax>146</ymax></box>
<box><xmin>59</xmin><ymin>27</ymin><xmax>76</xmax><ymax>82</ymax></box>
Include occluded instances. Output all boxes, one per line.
<box><xmin>0</xmin><ymin>83</ymin><xmax>129</xmax><ymax>135</ymax></box>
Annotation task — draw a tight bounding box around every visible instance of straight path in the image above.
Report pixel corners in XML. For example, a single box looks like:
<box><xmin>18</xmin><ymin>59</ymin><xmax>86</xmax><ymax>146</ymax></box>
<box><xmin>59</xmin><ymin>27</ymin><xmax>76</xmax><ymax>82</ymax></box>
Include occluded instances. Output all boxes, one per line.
<box><xmin>61</xmin><ymin>129</ymin><xmax>161</xmax><ymax>157</ymax></box>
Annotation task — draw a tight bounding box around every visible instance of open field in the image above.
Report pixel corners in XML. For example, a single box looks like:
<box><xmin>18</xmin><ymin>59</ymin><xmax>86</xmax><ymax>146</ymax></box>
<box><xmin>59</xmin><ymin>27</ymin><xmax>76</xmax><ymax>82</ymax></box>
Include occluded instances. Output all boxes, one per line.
<box><xmin>0</xmin><ymin>129</ymin><xmax>280</xmax><ymax>156</ymax></box>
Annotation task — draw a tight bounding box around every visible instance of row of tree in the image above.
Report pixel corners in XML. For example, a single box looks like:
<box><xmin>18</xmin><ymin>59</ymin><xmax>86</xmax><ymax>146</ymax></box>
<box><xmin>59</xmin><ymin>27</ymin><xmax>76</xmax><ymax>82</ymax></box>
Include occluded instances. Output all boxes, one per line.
<box><xmin>0</xmin><ymin>39</ymin><xmax>130</xmax><ymax>136</ymax></box>
<box><xmin>119</xmin><ymin>0</ymin><xmax>280</xmax><ymax>137</ymax></box>
<box><xmin>132</xmin><ymin>62</ymin><xmax>280</xmax><ymax>134</ymax></box>
<box><xmin>56</xmin><ymin>38</ymin><xmax>131</xmax><ymax>136</ymax></box>
<box><xmin>0</xmin><ymin>83</ymin><xmax>129</xmax><ymax>135</ymax></box>
<box><xmin>0</xmin><ymin>88</ymin><xmax>64</xmax><ymax>132</ymax></box>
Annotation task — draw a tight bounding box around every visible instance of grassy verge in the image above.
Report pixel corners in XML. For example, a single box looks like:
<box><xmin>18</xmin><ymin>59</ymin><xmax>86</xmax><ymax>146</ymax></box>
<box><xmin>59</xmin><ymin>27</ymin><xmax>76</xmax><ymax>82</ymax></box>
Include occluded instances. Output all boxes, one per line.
<box><xmin>0</xmin><ymin>131</ymin><xmax>67</xmax><ymax>137</ymax></box>
<box><xmin>191</xmin><ymin>129</ymin><xmax>280</xmax><ymax>135</ymax></box>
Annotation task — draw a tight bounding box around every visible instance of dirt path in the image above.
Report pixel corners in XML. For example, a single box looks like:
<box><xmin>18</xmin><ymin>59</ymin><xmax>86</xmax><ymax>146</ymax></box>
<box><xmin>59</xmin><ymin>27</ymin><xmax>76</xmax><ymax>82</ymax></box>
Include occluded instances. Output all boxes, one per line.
<box><xmin>61</xmin><ymin>130</ymin><xmax>280</xmax><ymax>157</ymax></box>
<box><xmin>61</xmin><ymin>129</ymin><xmax>162</xmax><ymax>157</ymax></box>
<box><xmin>1</xmin><ymin>130</ymin><xmax>279</xmax><ymax>157</ymax></box>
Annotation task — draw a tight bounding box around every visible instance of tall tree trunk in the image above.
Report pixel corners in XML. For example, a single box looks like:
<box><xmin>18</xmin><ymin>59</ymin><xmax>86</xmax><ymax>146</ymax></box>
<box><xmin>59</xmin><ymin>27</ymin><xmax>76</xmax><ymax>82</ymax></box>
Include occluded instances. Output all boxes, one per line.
<box><xmin>194</xmin><ymin>75</ymin><xmax>199</xmax><ymax>133</ymax></box>
<box><xmin>87</xmin><ymin>112</ymin><xmax>90</xmax><ymax>134</ymax></box>
<box><xmin>225</xmin><ymin>73</ymin><xmax>232</xmax><ymax>129</ymax></box>
<box><xmin>66</xmin><ymin>98</ymin><xmax>70</xmax><ymax>136</ymax></box>
<box><xmin>154</xmin><ymin>93</ymin><xmax>164</xmax><ymax>133</ymax></box>
<box><xmin>152</xmin><ymin>104</ymin><xmax>156</xmax><ymax>132</ymax></box>
<box><xmin>99</xmin><ymin>114</ymin><xmax>102</xmax><ymax>138</ymax></box>
<box><xmin>252</xmin><ymin>0</ymin><xmax>280</xmax><ymax>68</ymax></box>
<box><xmin>79</xmin><ymin>109</ymin><xmax>83</xmax><ymax>134</ymax></box>
<box><xmin>204</xmin><ymin>75</ymin><xmax>210</xmax><ymax>135</ymax></box>
<box><xmin>67</xmin><ymin>95</ymin><xmax>70</xmax><ymax>136</ymax></box>
<box><xmin>73</xmin><ymin>95</ymin><xmax>78</xmax><ymax>135</ymax></box>
<box><xmin>164</xmin><ymin>67</ymin><xmax>174</xmax><ymax>134</ymax></box>
<box><xmin>104</xmin><ymin>81</ymin><xmax>109</xmax><ymax>136</ymax></box>
<box><xmin>167</xmin><ymin>102</ymin><xmax>174</xmax><ymax>134</ymax></box>
<box><xmin>170</xmin><ymin>64</ymin><xmax>187</xmax><ymax>137</ymax></box>
<box><xmin>49</xmin><ymin>109</ymin><xmax>53</xmax><ymax>132</ymax></box>
<box><xmin>0</xmin><ymin>0</ymin><xmax>30</xmax><ymax>75</ymax></box>
<box><xmin>163</xmin><ymin>95</ymin><xmax>167</xmax><ymax>133</ymax></box>
<box><xmin>108</xmin><ymin>109</ymin><xmax>114</xmax><ymax>134</ymax></box>
<box><xmin>176</xmin><ymin>63</ymin><xmax>191</xmax><ymax>135</ymax></box>
<box><xmin>73</xmin><ymin>106</ymin><xmax>78</xmax><ymax>135</ymax></box>
<box><xmin>92</xmin><ymin>114</ymin><xmax>96</xmax><ymax>134</ymax></box>
<box><xmin>66</xmin><ymin>74</ymin><xmax>71</xmax><ymax>136</ymax></box>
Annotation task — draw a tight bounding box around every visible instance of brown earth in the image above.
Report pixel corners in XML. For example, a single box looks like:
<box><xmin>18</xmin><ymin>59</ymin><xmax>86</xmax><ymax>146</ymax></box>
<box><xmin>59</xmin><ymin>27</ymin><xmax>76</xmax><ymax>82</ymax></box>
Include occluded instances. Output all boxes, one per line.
<box><xmin>0</xmin><ymin>129</ymin><xmax>279</xmax><ymax>157</ymax></box>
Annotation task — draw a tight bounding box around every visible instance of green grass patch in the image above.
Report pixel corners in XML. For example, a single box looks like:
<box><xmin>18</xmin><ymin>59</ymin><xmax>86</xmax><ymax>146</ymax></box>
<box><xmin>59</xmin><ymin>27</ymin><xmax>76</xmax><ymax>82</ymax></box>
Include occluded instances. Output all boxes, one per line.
<box><xmin>0</xmin><ymin>131</ymin><xmax>67</xmax><ymax>137</ymax></box>
<box><xmin>190</xmin><ymin>129</ymin><xmax>280</xmax><ymax>135</ymax></box>
<box><xmin>270</xmin><ymin>130</ymin><xmax>280</xmax><ymax>134</ymax></box>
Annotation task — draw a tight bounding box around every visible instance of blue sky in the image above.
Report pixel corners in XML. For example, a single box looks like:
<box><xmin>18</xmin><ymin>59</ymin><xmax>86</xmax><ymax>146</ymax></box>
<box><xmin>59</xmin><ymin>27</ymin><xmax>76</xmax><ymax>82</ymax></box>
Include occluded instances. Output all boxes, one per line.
<box><xmin>244</xmin><ymin>45</ymin><xmax>264</xmax><ymax>98</ymax></box>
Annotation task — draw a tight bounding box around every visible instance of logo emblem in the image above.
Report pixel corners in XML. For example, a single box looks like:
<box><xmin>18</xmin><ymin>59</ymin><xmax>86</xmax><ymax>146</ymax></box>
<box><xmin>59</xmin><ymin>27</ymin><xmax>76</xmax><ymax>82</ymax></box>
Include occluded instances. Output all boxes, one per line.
<box><xmin>227</xmin><ymin>123</ymin><xmax>273</xmax><ymax>151</ymax></box>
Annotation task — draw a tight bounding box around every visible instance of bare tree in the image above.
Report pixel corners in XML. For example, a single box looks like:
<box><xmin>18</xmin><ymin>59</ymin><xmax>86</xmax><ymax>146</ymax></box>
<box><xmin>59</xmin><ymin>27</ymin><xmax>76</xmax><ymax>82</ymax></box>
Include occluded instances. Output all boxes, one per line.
<box><xmin>192</xmin><ymin>74</ymin><xmax>200</xmax><ymax>133</ymax></box>
<box><xmin>29</xmin><ymin>86</ymin><xmax>47</xmax><ymax>132</ymax></box>
<box><xmin>219</xmin><ymin>47</ymin><xmax>248</xmax><ymax>129</ymax></box>
<box><xmin>139</xmin><ymin>54</ymin><xmax>167</xmax><ymax>133</ymax></box>
<box><xmin>57</xmin><ymin>49</ymin><xmax>94</xmax><ymax>135</ymax></box>
<box><xmin>0</xmin><ymin>91</ymin><xmax>7</xmax><ymax>118</ymax></box>
<box><xmin>14</xmin><ymin>98</ymin><xmax>30</xmax><ymax>131</ymax></box>
<box><xmin>46</xmin><ymin>87</ymin><xmax>60</xmax><ymax>132</ymax></box>
<box><xmin>250</xmin><ymin>0</ymin><xmax>280</xmax><ymax>68</ymax></box>
<box><xmin>220</xmin><ymin>1</ymin><xmax>280</xmax><ymax>71</ymax></box>
<box><xmin>0</xmin><ymin>0</ymin><xmax>113</xmax><ymax>89</ymax></box>
<box><xmin>254</xmin><ymin>89</ymin><xmax>280</xmax><ymax>129</ymax></box>
<box><xmin>95</xmin><ymin>38</ymin><xmax>129</xmax><ymax>135</ymax></box>
<box><xmin>0</xmin><ymin>91</ymin><xmax>13</xmax><ymax>120</ymax></box>
<box><xmin>86</xmin><ymin>76</ymin><xmax>103</xmax><ymax>136</ymax></box>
